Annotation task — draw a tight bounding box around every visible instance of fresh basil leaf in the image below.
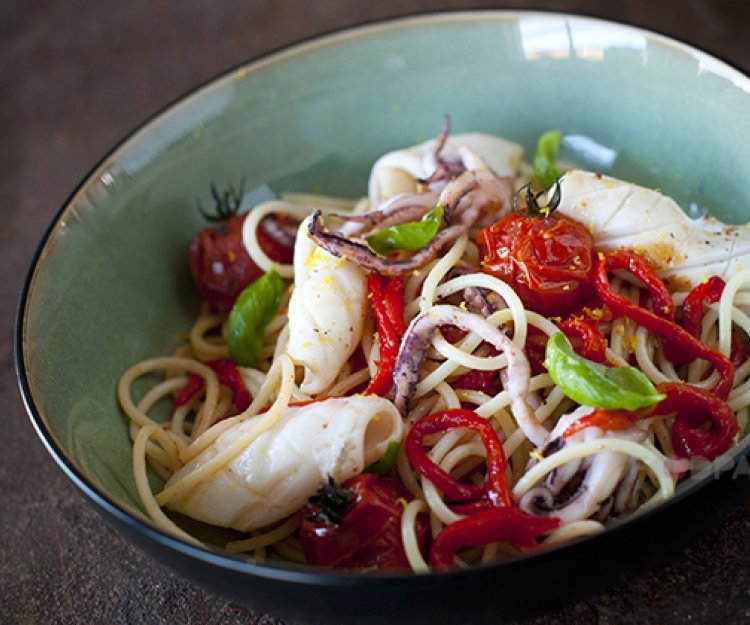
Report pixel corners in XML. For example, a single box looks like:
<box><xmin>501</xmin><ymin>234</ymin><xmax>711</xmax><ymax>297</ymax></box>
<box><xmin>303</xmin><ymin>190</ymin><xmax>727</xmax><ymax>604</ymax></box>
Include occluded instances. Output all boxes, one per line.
<box><xmin>534</xmin><ymin>130</ymin><xmax>564</xmax><ymax>189</ymax></box>
<box><xmin>544</xmin><ymin>332</ymin><xmax>665</xmax><ymax>411</ymax></box>
<box><xmin>228</xmin><ymin>269</ymin><xmax>285</xmax><ymax>367</ymax></box>
<box><xmin>367</xmin><ymin>204</ymin><xmax>442</xmax><ymax>256</ymax></box>
<box><xmin>364</xmin><ymin>441</ymin><xmax>400</xmax><ymax>477</ymax></box>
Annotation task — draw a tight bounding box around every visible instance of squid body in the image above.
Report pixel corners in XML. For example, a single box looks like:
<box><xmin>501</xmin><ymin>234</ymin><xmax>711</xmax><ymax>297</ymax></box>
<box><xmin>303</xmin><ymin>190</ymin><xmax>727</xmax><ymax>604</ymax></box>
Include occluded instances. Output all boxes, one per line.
<box><xmin>558</xmin><ymin>170</ymin><xmax>750</xmax><ymax>292</ymax></box>
<box><xmin>368</xmin><ymin>132</ymin><xmax>524</xmax><ymax>205</ymax></box>
<box><xmin>286</xmin><ymin>216</ymin><xmax>367</xmax><ymax>394</ymax></box>
<box><xmin>165</xmin><ymin>396</ymin><xmax>403</xmax><ymax>531</ymax></box>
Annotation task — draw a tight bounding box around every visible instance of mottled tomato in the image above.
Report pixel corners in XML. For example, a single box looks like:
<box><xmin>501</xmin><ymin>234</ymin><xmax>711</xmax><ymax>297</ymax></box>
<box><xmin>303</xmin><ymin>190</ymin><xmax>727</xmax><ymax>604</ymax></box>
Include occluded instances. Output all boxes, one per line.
<box><xmin>299</xmin><ymin>474</ymin><xmax>429</xmax><ymax>570</ymax></box>
<box><xmin>188</xmin><ymin>214</ymin><xmax>294</xmax><ymax>313</ymax></box>
<box><xmin>478</xmin><ymin>213</ymin><xmax>595</xmax><ymax>316</ymax></box>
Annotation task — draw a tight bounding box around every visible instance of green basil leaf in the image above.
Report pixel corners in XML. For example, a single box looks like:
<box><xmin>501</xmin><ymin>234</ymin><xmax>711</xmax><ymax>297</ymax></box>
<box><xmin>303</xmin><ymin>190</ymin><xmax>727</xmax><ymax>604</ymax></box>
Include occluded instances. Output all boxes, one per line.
<box><xmin>364</xmin><ymin>441</ymin><xmax>400</xmax><ymax>477</ymax></box>
<box><xmin>227</xmin><ymin>269</ymin><xmax>285</xmax><ymax>367</ymax></box>
<box><xmin>534</xmin><ymin>130</ymin><xmax>564</xmax><ymax>189</ymax></box>
<box><xmin>366</xmin><ymin>203</ymin><xmax>443</xmax><ymax>256</ymax></box>
<box><xmin>543</xmin><ymin>332</ymin><xmax>665</xmax><ymax>411</ymax></box>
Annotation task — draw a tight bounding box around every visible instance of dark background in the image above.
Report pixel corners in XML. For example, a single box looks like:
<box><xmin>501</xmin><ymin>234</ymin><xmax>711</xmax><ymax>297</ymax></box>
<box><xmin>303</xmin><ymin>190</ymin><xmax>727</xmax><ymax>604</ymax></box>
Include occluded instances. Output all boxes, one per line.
<box><xmin>3</xmin><ymin>1</ymin><xmax>750</xmax><ymax>624</ymax></box>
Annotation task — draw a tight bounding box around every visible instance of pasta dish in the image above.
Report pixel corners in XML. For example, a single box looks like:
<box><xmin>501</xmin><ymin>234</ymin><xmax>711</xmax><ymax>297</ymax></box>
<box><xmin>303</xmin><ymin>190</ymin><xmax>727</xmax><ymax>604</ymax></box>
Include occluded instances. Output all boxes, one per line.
<box><xmin>118</xmin><ymin>121</ymin><xmax>748</xmax><ymax>571</ymax></box>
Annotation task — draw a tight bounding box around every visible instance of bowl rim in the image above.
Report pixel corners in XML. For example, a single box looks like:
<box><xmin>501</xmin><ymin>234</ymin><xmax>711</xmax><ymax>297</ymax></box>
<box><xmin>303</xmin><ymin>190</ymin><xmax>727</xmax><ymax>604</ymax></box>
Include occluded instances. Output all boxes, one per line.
<box><xmin>14</xmin><ymin>7</ymin><xmax>750</xmax><ymax>586</ymax></box>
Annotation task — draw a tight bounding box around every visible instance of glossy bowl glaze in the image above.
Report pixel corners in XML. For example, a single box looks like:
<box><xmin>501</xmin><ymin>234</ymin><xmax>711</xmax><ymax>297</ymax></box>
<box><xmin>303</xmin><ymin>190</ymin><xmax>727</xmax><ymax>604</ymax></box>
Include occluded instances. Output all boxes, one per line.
<box><xmin>16</xmin><ymin>11</ymin><xmax>750</xmax><ymax>624</ymax></box>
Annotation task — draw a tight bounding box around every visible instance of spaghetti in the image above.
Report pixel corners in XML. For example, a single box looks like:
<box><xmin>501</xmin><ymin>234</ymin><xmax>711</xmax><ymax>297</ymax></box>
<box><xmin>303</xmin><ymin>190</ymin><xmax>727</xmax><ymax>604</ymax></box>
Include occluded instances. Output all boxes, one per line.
<box><xmin>118</xmin><ymin>128</ymin><xmax>750</xmax><ymax>571</ymax></box>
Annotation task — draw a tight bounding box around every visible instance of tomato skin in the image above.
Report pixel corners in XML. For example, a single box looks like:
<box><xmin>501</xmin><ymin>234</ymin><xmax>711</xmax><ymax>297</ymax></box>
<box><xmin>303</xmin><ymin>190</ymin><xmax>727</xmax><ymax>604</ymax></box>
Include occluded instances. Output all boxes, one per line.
<box><xmin>299</xmin><ymin>474</ymin><xmax>428</xmax><ymax>570</ymax></box>
<box><xmin>478</xmin><ymin>213</ymin><xmax>595</xmax><ymax>316</ymax></box>
<box><xmin>256</xmin><ymin>215</ymin><xmax>295</xmax><ymax>265</ymax></box>
<box><xmin>188</xmin><ymin>214</ymin><xmax>293</xmax><ymax>313</ymax></box>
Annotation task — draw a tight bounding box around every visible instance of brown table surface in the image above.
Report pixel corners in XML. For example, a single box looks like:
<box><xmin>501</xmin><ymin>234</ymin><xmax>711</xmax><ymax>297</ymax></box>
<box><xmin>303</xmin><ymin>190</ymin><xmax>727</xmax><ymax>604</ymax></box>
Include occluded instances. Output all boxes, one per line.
<box><xmin>4</xmin><ymin>1</ymin><xmax>750</xmax><ymax>624</ymax></box>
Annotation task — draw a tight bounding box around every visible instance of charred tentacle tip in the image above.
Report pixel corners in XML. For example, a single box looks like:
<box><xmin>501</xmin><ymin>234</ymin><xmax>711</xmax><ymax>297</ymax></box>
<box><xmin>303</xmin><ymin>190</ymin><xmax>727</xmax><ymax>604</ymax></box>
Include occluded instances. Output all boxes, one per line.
<box><xmin>418</xmin><ymin>115</ymin><xmax>468</xmax><ymax>187</ymax></box>
<box><xmin>435</xmin><ymin>114</ymin><xmax>452</xmax><ymax>156</ymax></box>
<box><xmin>308</xmin><ymin>208</ymin><xmax>324</xmax><ymax>237</ymax></box>
<box><xmin>308</xmin><ymin>209</ymin><xmax>368</xmax><ymax>250</ymax></box>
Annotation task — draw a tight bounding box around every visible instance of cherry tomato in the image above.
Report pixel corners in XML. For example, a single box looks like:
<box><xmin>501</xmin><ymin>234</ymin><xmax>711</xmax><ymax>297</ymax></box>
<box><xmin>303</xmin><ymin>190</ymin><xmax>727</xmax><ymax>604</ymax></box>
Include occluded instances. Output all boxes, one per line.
<box><xmin>478</xmin><ymin>213</ymin><xmax>595</xmax><ymax>316</ymax></box>
<box><xmin>299</xmin><ymin>474</ymin><xmax>429</xmax><ymax>570</ymax></box>
<box><xmin>188</xmin><ymin>214</ymin><xmax>294</xmax><ymax>313</ymax></box>
<box><xmin>257</xmin><ymin>215</ymin><xmax>296</xmax><ymax>265</ymax></box>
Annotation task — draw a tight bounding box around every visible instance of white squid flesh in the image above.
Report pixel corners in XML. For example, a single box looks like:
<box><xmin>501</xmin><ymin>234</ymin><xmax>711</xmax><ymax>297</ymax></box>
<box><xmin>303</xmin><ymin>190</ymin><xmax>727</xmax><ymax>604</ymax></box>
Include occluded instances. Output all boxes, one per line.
<box><xmin>286</xmin><ymin>217</ymin><xmax>367</xmax><ymax>395</ymax></box>
<box><xmin>165</xmin><ymin>396</ymin><xmax>403</xmax><ymax>532</ymax></box>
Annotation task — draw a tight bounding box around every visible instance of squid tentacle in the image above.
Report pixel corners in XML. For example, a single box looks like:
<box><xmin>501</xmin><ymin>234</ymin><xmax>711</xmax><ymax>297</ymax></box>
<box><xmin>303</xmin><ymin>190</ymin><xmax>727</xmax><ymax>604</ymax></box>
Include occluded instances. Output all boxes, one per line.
<box><xmin>391</xmin><ymin>304</ymin><xmax>548</xmax><ymax>447</ymax></box>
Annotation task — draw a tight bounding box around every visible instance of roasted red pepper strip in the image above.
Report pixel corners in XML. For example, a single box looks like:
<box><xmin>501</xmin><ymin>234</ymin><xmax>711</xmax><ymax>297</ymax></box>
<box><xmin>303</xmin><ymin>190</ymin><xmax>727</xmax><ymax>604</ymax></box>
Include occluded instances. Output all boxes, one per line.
<box><xmin>448</xmin><ymin>499</ymin><xmax>494</xmax><ymax>516</ymax></box>
<box><xmin>382</xmin><ymin>272</ymin><xmax>408</xmax><ymax>336</ymax></box>
<box><xmin>562</xmin><ymin>406</ymin><xmax>655</xmax><ymax>438</ymax></box>
<box><xmin>678</xmin><ymin>276</ymin><xmax>750</xmax><ymax>370</ymax></box>
<box><xmin>173</xmin><ymin>375</ymin><xmax>205</xmax><ymax>407</ymax></box>
<box><xmin>595</xmin><ymin>249</ymin><xmax>685</xmax><ymax>361</ymax></box>
<box><xmin>655</xmin><ymin>381</ymin><xmax>737</xmax><ymax>460</ymax></box>
<box><xmin>173</xmin><ymin>358</ymin><xmax>251</xmax><ymax>412</ymax></box>
<box><xmin>365</xmin><ymin>273</ymin><xmax>406</xmax><ymax>396</ymax></box>
<box><xmin>682</xmin><ymin>276</ymin><xmax>725</xmax><ymax>338</ymax></box>
<box><xmin>405</xmin><ymin>409</ymin><xmax>512</xmax><ymax>507</ymax></box>
<box><xmin>594</xmin><ymin>251</ymin><xmax>734</xmax><ymax>399</ymax></box>
<box><xmin>430</xmin><ymin>507</ymin><xmax>560</xmax><ymax>569</ymax></box>
<box><xmin>663</xmin><ymin>276</ymin><xmax>726</xmax><ymax>363</ymax></box>
<box><xmin>558</xmin><ymin>318</ymin><xmax>607</xmax><ymax>363</ymax></box>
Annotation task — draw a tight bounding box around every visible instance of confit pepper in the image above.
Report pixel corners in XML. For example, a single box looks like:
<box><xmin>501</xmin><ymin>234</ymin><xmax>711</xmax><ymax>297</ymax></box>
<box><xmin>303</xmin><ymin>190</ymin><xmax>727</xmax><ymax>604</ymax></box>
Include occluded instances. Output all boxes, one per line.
<box><xmin>364</xmin><ymin>273</ymin><xmax>407</xmax><ymax>396</ymax></box>
<box><xmin>173</xmin><ymin>358</ymin><xmax>251</xmax><ymax>413</ymax></box>
<box><xmin>681</xmin><ymin>276</ymin><xmax>726</xmax><ymax>339</ymax></box>
<box><xmin>430</xmin><ymin>507</ymin><xmax>560</xmax><ymax>570</ymax></box>
<box><xmin>558</xmin><ymin>317</ymin><xmax>608</xmax><ymax>364</ymax></box>
<box><xmin>655</xmin><ymin>381</ymin><xmax>737</xmax><ymax>460</ymax></box>
<box><xmin>681</xmin><ymin>276</ymin><xmax>749</xmax><ymax>368</ymax></box>
<box><xmin>562</xmin><ymin>406</ymin><xmax>656</xmax><ymax>438</ymax></box>
<box><xmin>593</xmin><ymin>250</ymin><xmax>734</xmax><ymax>399</ymax></box>
<box><xmin>405</xmin><ymin>409</ymin><xmax>512</xmax><ymax>507</ymax></box>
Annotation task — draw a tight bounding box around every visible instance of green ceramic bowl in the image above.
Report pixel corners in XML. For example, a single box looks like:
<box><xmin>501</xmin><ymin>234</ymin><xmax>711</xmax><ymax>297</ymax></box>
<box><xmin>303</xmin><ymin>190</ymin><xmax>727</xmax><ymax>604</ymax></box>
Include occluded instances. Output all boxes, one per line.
<box><xmin>16</xmin><ymin>11</ymin><xmax>750</xmax><ymax>624</ymax></box>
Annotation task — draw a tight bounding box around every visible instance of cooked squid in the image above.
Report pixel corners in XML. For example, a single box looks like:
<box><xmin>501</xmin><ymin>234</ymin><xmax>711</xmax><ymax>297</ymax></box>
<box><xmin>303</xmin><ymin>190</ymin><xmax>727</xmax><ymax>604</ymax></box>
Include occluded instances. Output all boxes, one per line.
<box><xmin>165</xmin><ymin>396</ymin><xmax>403</xmax><ymax>532</ymax></box>
<box><xmin>309</xmin><ymin>164</ymin><xmax>513</xmax><ymax>276</ymax></box>
<box><xmin>392</xmin><ymin>304</ymin><xmax>549</xmax><ymax>447</ymax></box>
<box><xmin>557</xmin><ymin>170</ymin><xmax>750</xmax><ymax>292</ymax></box>
<box><xmin>368</xmin><ymin>131</ymin><xmax>524</xmax><ymax>205</ymax></box>
<box><xmin>119</xmin><ymin>123</ymin><xmax>744</xmax><ymax>573</ymax></box>
<box><xmin>519</xmin><ymin>406</ymin><xmax>651</xmax><ymax>523</ymax></box>
<box><xmin>286</xmin><ymin>216</ymin><xmax>367</xmax><ymax>394</ymax></box>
